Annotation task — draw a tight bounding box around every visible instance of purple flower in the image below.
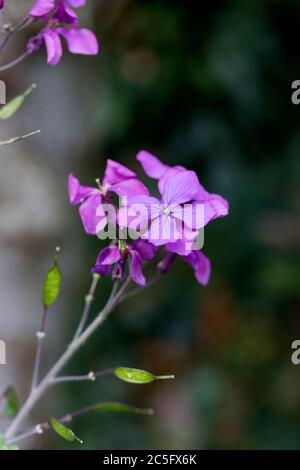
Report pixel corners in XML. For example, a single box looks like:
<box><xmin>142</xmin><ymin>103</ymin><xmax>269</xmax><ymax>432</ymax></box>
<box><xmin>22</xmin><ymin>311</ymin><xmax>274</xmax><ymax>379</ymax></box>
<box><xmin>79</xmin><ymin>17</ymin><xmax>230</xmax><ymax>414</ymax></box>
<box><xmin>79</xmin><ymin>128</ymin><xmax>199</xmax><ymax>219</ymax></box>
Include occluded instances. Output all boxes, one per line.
<box><xmin>28</xmin><ymin>26</ymin><xmax>99</xmax><ymax>65</ymax></box>
<box><xmin>124</xmin><ymin>170</ymin><xmax>205</xmax><ymax>246</ymax></box>
<box><xmin>0</xmin><ymin>0</ymin><xmax>4</xmax><ymax>10</ymax></box>
<box><xmin>137</xmin><ymin>151</ymin><xmax>229</xmax><ymax>226</ymax></box>
<box><xmin>30</xmin><ymin>0</ymin><xmax>85</xmax><ymax>18</ymax></box>
<box><xmin>69</xmin><ymin>160</ymin><xmax>149</xmax><ymax>235</ymax></box>
<box><xmin>28</xmin><ymin>0</ymin><xmax>99</xmax><ymax>65</ymax></box>
<box><xmin>158</xmin><ymin>250</ymin><xmax>211</xmax><ymax>286</ymax></box>
<box><xmin>92</xmin><ymin>240</ymin><xmax>157</xmax><ymax>286</ymax></box>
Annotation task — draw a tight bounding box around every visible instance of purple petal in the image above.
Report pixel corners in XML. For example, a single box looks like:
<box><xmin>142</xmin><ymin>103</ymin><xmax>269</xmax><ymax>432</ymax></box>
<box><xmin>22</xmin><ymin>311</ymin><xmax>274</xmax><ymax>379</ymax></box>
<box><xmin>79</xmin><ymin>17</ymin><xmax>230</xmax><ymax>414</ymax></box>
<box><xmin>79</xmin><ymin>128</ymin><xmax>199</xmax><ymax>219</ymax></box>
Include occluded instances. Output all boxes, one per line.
<box><xmin>92</xmin><ymin>247</ymin><xmax>120</xmax><ymax>277</ymax></box>
<box><xmin>109</xmin><ymin>178</ymin><xmax>149</xmax><ymax>197</ymax></box>
<box><xmin>30</xmin><ymin>0</ymin><xmax>55</xmax><ymax>17</ymax></box>
<box><xmin>124</xmin><ymin>196</ymin><xmax>161</xmax><ymax>226</ymax></box>
<box><xmin>68</xmin><ymin>174</ymin><xmax>97</xmax><ymax>206</ymax></box>
<box><xmin>54</xmin><ymin>2</ymin><xmax>78</xmax><ymax>25</ymax></box>
<box><xmin>136</xmin><ymin>150</ymin><xmax>168</xmax><ymax>179</ymax></box>
<box><xmin>79</xmin><ymin>193</ymin><xmax>106</xmax><ymax>235</ymax></box>
<box><xmin>117</xmin><ymin>206</ymin><xmax>149</xmax><ymax>234</ymax></box>
<box><xmin>158</xmin><ymin>166</ymin><xmax>186</xmax><ymax>193</ymax></box>
<box><xmin>58</xmin><ymin>28</ymin><xmax>99</xmax><ymax>55</ymax></box>
<box><xmin>166</xmin><ymin>240</ymin><xmax>195</xmax><ymax>256</ymax></box>
<box><xmin>97</xmin><ymin>246</ymin><xmax>121</xmax><ymax>266</ymax></box>
<box><xmin>157</xmin><ymin>253</ymin><xmax>176</xmax><ymax>274</ymax></box>
<box><xmin>129</xmin><ymin>250</ymin><xmax>146</xmax><ymax>286</ymax></box>
<box><xmin>103</xmin><ymin>159</ymin><xmax>136</xmax><ymax>186</ymax></box>
<box><xmin>194</xmin><ymin>188</ymin><xmax>229</xmax><ymax>224</ymax></box>
<box><xmin>27</xmin><ymin>34</ymin><xmax>44</xmax><ymax>55</ymax></box>
<box><xmin>67</xmin><ymin>0</ymin><xmax>86</xmax><ymax>7</ymax></box>
<box><xmin>131</xmin><ymin>240</ymin><xmax>157</xmax><ymax>261</ymax></box>
<box><xmin>172</xmin><ymin>202</ymin><xmax>205</xmax><ymax>230</ymax></box>
<box><xmin>0</xmin><ymin>0</ymin><xmax>4</xmax><ymax>10</ymax></box>
<box><xmin>162</xmin><ymin>170</ymin><xmax>201</xmax><ymax>206</ymax></box>
<box><xmin>146</xmin><ymin>214</ymin><xmax>181</xmax><ymax>246</ymax></box>
<box><xmin>91</xmin><ymin>263</ymin><xmax>110</xmax><ymax>276</ymax></box>
<box><xmin>42</xmin><ymin>29</ymin><xmax>63</xmax><ymax>65</ymax></box>
<box><xmin>203</xmin><ymin>194</ymin><xmax>229</xmax><ymax>224</ymax></box>
<box><xmin>125</xmin><ymin>195</ymin><xmax>160</xmax><ymax>210</ymax></box>
<box><xmin>182</xmin><ymin>251</ymin><xmax>211</xmax><ymax>286</ymax></box>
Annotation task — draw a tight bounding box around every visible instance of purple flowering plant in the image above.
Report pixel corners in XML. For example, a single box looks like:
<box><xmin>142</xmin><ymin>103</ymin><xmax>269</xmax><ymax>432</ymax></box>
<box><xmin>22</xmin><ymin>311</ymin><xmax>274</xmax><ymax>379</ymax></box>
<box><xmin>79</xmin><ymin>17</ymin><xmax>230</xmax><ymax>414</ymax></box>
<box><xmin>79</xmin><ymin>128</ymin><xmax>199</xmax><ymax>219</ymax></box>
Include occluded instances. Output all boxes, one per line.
<box><xmin>0</xmin><ymin>153</ymin><xmax>228</xmax><ymax>448</ymax></box>
<box><xmin>0</xmin><ymin>2</ymin><xmax>229</xmax><ymax>450</ymax></box>
<box><xmin>0</xmin><ymin>0</ymin><xmax>99</xmax><ymax>71</ymax></box>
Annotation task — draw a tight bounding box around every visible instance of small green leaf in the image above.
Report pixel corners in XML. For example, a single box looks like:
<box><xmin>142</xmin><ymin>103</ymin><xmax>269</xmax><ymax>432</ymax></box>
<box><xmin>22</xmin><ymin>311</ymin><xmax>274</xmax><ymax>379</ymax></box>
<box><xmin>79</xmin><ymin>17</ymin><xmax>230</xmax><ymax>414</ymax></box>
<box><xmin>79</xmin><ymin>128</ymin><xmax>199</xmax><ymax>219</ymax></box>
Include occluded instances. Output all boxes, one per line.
<box><xmin>0</xmin><ymin>435</ymin><xmax>18</xmax><ymax>451</ymax></box>
<box><xmin>114</xmin><ymin>367</ymin><xmax>155</xmax><ymax>384</ymax></box>
<box><xmin>0</xmin><ymin>84</ymin><xmax>36</xmax><ymax>120</ymax></box>
<box><xmin>50</xmin><ymin>418</ymin><xmax>82</xmax><ymax>444</ymax></box>
<box><xmin>43</xmin><ymin>263</ymin><xmax>61</xmax><ymax>308</ymax></box>
<box><xmin>5</xmin><ymin>386</ymin><xmax>19</xmax><ymax>418</ymax></box>
<box><xmin>94</xmin><ymin>402</ymin><xmax>153</xmax><ymax>415</ymax></box>
<box><xmin>114</xmin><ymin>367</ymin><xmax>175</xmax><ymax>384</ymax></box>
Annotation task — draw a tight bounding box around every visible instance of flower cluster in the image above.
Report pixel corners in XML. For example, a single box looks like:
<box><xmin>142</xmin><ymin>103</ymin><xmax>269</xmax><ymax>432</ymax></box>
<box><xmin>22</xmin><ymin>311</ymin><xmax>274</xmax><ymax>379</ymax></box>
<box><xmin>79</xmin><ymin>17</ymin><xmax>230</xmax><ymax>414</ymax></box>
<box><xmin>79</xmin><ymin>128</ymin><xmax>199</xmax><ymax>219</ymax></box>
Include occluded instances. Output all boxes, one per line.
<box><xmin>27</xmin><ymin>0</ymin><xmax>99</xmax><ymax>65</ymax></box>
<box><xmin>69</xmin><ymin>152</ymin><xmax>229</xmax><ymax>287</ymax></box>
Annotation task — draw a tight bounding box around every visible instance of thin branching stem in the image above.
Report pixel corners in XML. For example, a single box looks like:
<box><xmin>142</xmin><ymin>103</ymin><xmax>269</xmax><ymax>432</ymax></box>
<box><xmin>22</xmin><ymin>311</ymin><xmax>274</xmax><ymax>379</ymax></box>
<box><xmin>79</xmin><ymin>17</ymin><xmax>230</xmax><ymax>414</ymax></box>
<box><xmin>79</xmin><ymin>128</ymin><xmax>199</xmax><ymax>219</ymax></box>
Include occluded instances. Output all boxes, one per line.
<box><xmin>6</xmin><ymin>400</ymin><xmax>153</xmax><ymax>445</ymax></box>
<box><xmin>4</xmin><ymin>278</ymin><xmax>131</xmax><ymax>441</ymax></box>
<box><xmin>31</xmin><ymin>307</ymin><xmax>49</xmax><ymax>391</ymax></box>
<box><xmin>50</xmin><ymin>368</ymin><xmax>114</xmax><ymax>385</ymax></box>
<box><xmin>0</xmin><ymin>14</ymin><xmax>33</xmax><ymax>56</ymax></box>
<box><xmin>72</xmin><ymin>274</ymin><xmax>100</xmax><ymax>341</ymax></box>
<box><xmin>0</xmin><ymin>51</ymin><xmax>30</xmax><ymax>72</ymax></box>
<box><xmin>0</xmin><ymin>130</ymin><xmax>41</xmax><ymax>147</ymax></box>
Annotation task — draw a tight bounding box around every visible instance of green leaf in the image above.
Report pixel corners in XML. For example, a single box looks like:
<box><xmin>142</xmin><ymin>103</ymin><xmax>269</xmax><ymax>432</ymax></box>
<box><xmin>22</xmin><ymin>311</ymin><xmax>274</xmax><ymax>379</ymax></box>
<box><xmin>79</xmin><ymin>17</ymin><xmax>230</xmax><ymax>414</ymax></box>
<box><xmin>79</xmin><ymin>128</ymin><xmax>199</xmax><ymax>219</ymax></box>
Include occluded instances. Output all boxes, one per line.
<box><xmin>94</xmin><ymin>402</ymin><xmax>154</xmax><ymax>415</ymax></box>
<box><xmin>43</xmin><ymin>264</ymin><xmax>61</xmax><ymax>308</ymax></box>
<box><xmin>50</xmin><ymin>418</ymin><xmax>82</xmax><ymax>444</ymax></box>
<box><xmin>0</xmin><ymin>84</ymin><xmax>36</xmax><ymax>120</ymax></box>
<box><xmin>0</xmin><ymin>435</ymin><xmax>18</xmax><ymax>451</ymax></box>
<box><xmin>4</xmin><ymin>386</ymin><xmax>19</xmax><ymax>418</ymax></box>
<box><xmin>114</xmin><ymin>367</ymin><xmax>174</xmax><ymax>384</ymax></box>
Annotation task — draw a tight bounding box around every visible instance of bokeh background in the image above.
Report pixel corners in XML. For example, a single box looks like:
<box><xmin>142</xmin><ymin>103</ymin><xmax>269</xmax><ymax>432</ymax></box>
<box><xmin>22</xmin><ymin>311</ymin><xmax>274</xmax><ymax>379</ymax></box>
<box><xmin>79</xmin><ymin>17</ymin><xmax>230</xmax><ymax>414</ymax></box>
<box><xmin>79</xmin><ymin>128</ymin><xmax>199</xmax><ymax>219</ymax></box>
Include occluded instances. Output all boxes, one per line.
<box><xmin>1</xmin><ymin>0</ymin><xmax>300</xmax><ymax>450</ymax></box>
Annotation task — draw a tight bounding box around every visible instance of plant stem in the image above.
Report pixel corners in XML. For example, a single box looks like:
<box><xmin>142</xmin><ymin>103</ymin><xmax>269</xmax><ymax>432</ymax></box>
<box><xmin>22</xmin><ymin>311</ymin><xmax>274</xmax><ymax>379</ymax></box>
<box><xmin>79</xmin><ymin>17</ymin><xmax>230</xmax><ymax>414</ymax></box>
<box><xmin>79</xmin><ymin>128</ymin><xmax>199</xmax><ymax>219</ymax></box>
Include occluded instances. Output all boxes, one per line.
<box><xmin>0</xmin><ymin>15</ymin><xmax>33</xmax><ymax>56</ymax></box>
<box><xmin>72</xmin><ymin>274</ymin><xmax>100</xmax><ymax>341</ymax></box>
<box><xmin>0</xmin><ymin>51</ymin><xmax>29</xmax><ymax>72</ymax></box>
<box><xmin>50</xmin><ymin>368</ymin><xmax>114</xmax><ymax>385</ymax></box>
<box><xmin>6</xmin><ymin>400</ymin><xmax>152</xmax><ymax>445</ymax></box>
<box><xmin>0</xmin><ymin>130</ymin><xmax>41</xmax><ymax>147</ymax></box>
<box><xmin>4</xmin><ymin>278</ymin><xmax>130</xmax><ymax>441</ymax></box>
<box><xmin>31</xmin><ymin>307</ymin><xmax>49</xmax><ymax>391</ymax></box>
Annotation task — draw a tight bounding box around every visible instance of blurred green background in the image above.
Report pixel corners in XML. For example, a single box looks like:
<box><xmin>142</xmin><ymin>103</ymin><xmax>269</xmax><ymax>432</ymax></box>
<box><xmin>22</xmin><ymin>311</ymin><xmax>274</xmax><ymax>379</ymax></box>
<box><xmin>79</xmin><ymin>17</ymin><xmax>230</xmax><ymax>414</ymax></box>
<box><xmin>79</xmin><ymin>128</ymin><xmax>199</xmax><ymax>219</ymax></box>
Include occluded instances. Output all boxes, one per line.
<box><xmin>1</xmin><ymin>0</ymin><xmax>300</xmax><ymax>450</ymax></box>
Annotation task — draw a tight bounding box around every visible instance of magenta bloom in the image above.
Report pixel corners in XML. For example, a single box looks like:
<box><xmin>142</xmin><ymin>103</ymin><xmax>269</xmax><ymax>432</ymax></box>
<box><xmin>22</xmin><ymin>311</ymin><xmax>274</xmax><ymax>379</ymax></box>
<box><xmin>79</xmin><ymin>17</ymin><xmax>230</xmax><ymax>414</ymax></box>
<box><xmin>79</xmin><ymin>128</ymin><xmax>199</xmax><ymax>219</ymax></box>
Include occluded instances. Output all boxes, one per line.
<box><xmin>68</xmin><ymin>155</ymin><xmax>229</xmax><ymax>287</ymax></box>
<box><xmin>0</xmin><ymin>0</ymin><xmax>4</xmax><ymax>10</ymax></box>
<box><xmin>92</xmin><ymin>240</ymin><xmax>157</xmax><ymax>286</ymax></box>
<box><xmin>69</xmin><ymin>160</ymin><xmax>149</xmax><ymax>235</ymax></box>
<box><xmin>28</xmin><ymin>0</ymin><xmax>99</xmax><ymax>65</ymax></box>
<box><xmin>137</xmin><ymin>151</ymin><xmax>229</xmax><ymax>226</ymax></box>
<box><xmin>30</xmin><ymin>0</ymin><xmax>85</xmax><ymax>18</ymax></box>
<box><xmin>28</xmin><ymin>27</ymin><xmax>99</xmax><ymax>65</ymax></box>
<box><xmin>124</xmin><ymin>170</ymin><xmax>205</xmax><ymax>246</ymax></box>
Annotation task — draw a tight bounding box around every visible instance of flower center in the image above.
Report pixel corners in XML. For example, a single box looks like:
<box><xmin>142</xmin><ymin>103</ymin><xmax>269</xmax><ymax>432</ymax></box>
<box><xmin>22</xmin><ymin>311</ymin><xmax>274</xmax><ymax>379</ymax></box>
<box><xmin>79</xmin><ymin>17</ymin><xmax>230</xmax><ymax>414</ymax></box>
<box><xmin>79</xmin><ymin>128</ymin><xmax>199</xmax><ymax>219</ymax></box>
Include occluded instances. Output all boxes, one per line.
<box><xmin>162</xmin><ymin>206</ymin><xmax>171</xmax><ymax>216</ymax></box>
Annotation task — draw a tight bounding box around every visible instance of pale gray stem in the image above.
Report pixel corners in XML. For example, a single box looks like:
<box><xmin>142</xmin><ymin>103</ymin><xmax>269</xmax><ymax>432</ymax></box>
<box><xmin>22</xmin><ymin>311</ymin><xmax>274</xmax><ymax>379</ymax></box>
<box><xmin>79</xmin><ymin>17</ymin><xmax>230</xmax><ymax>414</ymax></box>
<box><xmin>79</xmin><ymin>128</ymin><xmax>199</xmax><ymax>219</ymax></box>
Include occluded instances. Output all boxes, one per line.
<box><xmin>50</xmin><ymin>368</ymin><xmax>114</xmax><ymax>385</ymax></box>
<box><xmin>4</xmin><ymin>279</ymin><xmax>130</xmax><ymax>440</ymax></box>
<box><xmin>0</xmin><ymin>50</ymin><xmax>30</xmax><ymax>72</ymax></box>
<box><xmin>72</xmin><ymin>274</ymin><xmax>100</xmax><ymax>341</ymax></box>
<box><xmin>6</xmin><ymin>397</ymin><xmax>151</xmax><ymax>446</ymax></box>
<box><xmin>31</xmin><ymin>307</ymin><xmax>48</xmax><ymax>391</ymax></box>
<box><xmin>0</xmin><ymin>130</ymin><xmax>41</xmax><ymax>147</ymax></box>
